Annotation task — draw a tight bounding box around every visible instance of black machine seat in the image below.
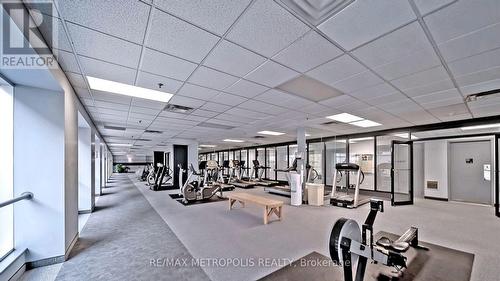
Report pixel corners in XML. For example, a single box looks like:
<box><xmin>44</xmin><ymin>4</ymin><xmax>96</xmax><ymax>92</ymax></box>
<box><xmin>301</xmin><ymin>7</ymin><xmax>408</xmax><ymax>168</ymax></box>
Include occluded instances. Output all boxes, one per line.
<box><xmin>335</xmin><ymin>162</ymin><xmax>360</xmax><ymax>171</ymax></box>
<box><xmin>376</xmin><ymin>226</ymin><xmax>419</xmax><ymax>253</ymax></box>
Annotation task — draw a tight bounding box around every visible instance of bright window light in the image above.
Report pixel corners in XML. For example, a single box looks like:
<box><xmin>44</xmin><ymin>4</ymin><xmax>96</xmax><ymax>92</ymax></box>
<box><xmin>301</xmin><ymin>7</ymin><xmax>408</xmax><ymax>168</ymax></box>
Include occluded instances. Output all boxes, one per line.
<box><xmin>460</xmin><ymin>123</ymin><xmax>500</xmax><ymax>131</ymax></box>
<box><xmin>258</xmin><ymin>130</ymin><xmax>285</xmax><ymax>136</ymax></box>
<box><xmin>326</xmin><ymin>113</ymin><xmax>363</xmax><ymax>123</ymax></box>
<box><xmin>223</xmin><ymin>139</ymin><xmax>244</xmax><ymax>143</ymax></box>
<box><xmin>351</xmin><ymin>120</ymin><xmax>382</xmax><ymax>128</ymax></box>
<box><xmin>87</xmin><ymin>76</ymin><xmax>173</xmax><ymax>103</ymax></box>
<box><xmin>108</xmin><ymin>143</ymin><xmax>132</xmax><ymax>147</ymax></box>
<box><xmin>199</xmin><ymin>144</ymin><xmax>217</xmax><ymax>148</ymax></box>
<box><xmin>394</xmin><ymin>133</ymin><xmax>419</xmax><ymax>139</ymax></box>
<box><xmin>349</xmin><ymin>137</ymin><xmax>373</xmax><ymax>142</ymax></box>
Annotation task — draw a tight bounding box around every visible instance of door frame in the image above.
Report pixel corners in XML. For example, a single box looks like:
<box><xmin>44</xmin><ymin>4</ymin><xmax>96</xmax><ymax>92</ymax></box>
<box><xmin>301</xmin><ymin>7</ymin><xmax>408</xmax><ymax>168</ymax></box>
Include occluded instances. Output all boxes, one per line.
<box><xmin>391</xmin><ymin>140</ymin><xmax>414</xmax><ymax>206</ymax></box>
<box><xmin>495</xmin><ymin>135</ymin><xmax>499</xmax><ymax>217</ymax></box>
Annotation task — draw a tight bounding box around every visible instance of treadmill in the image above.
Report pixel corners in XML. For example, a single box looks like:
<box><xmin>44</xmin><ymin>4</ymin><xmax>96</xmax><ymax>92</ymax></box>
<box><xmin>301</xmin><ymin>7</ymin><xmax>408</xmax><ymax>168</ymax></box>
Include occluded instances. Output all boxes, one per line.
<box><xmin>330</xmin><ymin>162</ymin><xmax>371</xmax><ymax>208</ymax></box>
<box><xmin>264</xmin><ymin>159</ymin><xmax>298</xmax><ymax>196</ymax></box>
<box><xmin>215</xmin><ymin>160</ymin><xmax>235</xmax><ymax>191</ymax></box>
<box><xmin>228</xmin><ymin>160</ymin><xmax>256</xmax><ymax>189</ymax></box>
<box><xmin>250</xmin><ymin>160</ymin><xmax>279</xmax><ymax>187</ymax></box>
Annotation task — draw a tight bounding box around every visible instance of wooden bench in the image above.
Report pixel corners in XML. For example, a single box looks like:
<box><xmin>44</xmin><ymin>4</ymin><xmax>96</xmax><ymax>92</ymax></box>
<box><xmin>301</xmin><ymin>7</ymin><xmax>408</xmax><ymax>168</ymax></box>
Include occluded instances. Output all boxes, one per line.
<box><xmin>228</xmin><ymin>193</ymin><xmax>284</xmax><ymax>224</ymax></box>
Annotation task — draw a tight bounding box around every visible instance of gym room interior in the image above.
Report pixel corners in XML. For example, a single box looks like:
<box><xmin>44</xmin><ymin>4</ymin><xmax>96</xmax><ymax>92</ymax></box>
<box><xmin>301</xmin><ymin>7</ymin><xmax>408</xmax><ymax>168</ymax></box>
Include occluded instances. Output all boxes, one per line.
<box><xmin>1</xmin><ymin>1</ymin><xmax>500</xmax><ymax>281</ymax></box>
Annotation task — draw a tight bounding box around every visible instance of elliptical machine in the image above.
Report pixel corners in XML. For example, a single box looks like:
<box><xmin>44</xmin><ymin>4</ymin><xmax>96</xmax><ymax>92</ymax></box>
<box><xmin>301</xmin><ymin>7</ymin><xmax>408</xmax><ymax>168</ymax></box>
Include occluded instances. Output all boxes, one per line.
<box><xmin>329</xmin><ymin>199</ymin><xmax>423</xmax><ymax>281</ymax></box>
<box><xmin>180</xmin><ymin>160</ymin><xmax>223</xmax><ymax>204</ymax></box>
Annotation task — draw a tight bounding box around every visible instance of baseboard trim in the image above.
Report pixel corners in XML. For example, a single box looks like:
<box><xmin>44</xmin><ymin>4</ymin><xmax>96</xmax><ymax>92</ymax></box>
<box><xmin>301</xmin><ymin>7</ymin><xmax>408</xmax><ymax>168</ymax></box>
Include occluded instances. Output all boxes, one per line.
<box><xmin>64</xmin><ymin>234</ymin><xmax>78</xmax><ymax>260</ymax></box>
<box><xmin>26</xmin><ymin>255</ymin><xmax>64</xmax><ymax>269</ymax></box>
<box><xmin>424</xmin><ymin>196</ymin><xmax>449</xmax><ymax>201</ymax></box>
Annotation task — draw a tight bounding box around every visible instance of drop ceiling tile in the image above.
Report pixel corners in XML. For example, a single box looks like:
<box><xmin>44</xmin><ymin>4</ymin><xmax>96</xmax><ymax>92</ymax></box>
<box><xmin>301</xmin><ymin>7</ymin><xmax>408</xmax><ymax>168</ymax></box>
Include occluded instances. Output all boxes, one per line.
<box><xmin>318</xmin><ymin>94</ymin><xmax>357</xmax><ymax>107</ymax></box>
<box><xmin>318</xmin><ymin>0</ymin><xmax>415</xmax><ymax>50</ymax></box>
<box><xmin>191</xmin><ymin>109</ymin><xmax>220</xmax><ymax>118</ymax></box>
<box><xmin>184</xmin><ymin>115</ymin><xmax>210</xmax><ymax>122</ymax></box>
<box><xmin>58</xmin><ymin>0</ymin><xmax>150</xmax><ymax>43</ymax></box>
<box><xmin>188</xmin><ymin>66</ymin><xmax>239</xmax><ymax>90</ymax></box>
<box><xmin>373</xmin><ymin>48</ymin><xmax>441</xmax><ymax>81</ymax></box>
<box><xmin>226</xmin><ymin>0</ymin><xmax>310</xmax><ymax>57</ymax></box>
<box><xmin>391</xmin><ymin>66</ymin><xmax>450</xmax><ymax>91</ymax></box>
<box><xmin>272</xmin><ymin>31</ymin><xmax>343</xmax><ymax>72</ymax></box>
<box><xmin>365</xmin><ymin>93</ymin><xmax>408</xmax><ymax>106</ymax></box>
<box><xmin>177</xmin><ymin>83</ymin><xmax>220</xmax><ymax>101</ymax></box>
<box><xmin>201</xmin><ymin>102</ymin><xmax>232</xmax><ymax>112</ymax></box>
<box><xmin>306</xmin><ymin>55</ymin><xmax>365</xmax><ymax>86</ymax></box>
<box><xmin>203</xmin><ymin>40</ymin><xmax>266</xmax><ymax>77</ymax></box>
<box><xmin>67</xmin><ymin>23</ymin><xmax>142</xmax><ymax>68</ymax></box>
<box><xmin>94</xmin><ymin>100</ymin><xmax>130</xmax><ymax>111</ymax></box>
<box><xmin>224</xmin><ymin>79</ymin><xmax>269</xmax><ymax>98</ymax></box>
<box><xmin>424</xmin><ymin>0</ymin><xmax>500</xmax><ymax>44</ymax></box>
<box><xmin>459</xmin><ymin>78</ymin><xmax>500</xmax><ymax>96</ymax></box>
<box><xmin>427</xmin><ymin>103</ymin><xmax>470</xmax><ymax>119</ymax></box>
<box><xmin>131</xmin><ymin>98</ymin><xmax>167</xmax><ymax>110</ymax></box>
<box><xmin>413</xmin><ymin>0</ymin><xmax>457</xmax><ymax>15</ymax></box>
<box><xmin>378</xmin><ymin>99</ymin><xmax>422</xmax><ymax>114</ymax></box>
<box><xmin>403</xmin><ymin>78</ymin><xmax>455</xmax><ymax>97</ymax></box>
<box><xmin>238</xmin><ymin>100</ymin><xmax>288</xmax><ymax>115</ymax></box>
<box><xmin>136</xmin><ymin>71</ymin><xmax>183</xmax><ymax>94</ymax></box>
<box><xmin>141</xmin><ymin>48</ymin><xmax>197</xmax><ymax>81</ymax></box>
<box><xmin>74</xmin><ymin>87</ymin><xmax>91</xmax><ymax>98</ymax></box>
<box><xmin>92</xmin><ymin>89</ymin><xmax>132</xmax><ymax>105</ymax></box>
<box><xmin>169</xmin><ymin>95</ymin><xmax>205</xmax><ymax>108</ymax></box>
<box><xmin>54</xmin><ymin>49</ymin><xmax>80</xmax><ymax>73</ymax></box>
<box><xmin>244</xmin><ymin>60</ymin><xmax>299</xmax><ymax>87</ymax></box>
<box><xmin>438</xmin><ymin>22</ymin><xmax>500</xmax><ymax>62</ymax></box>
<box><xmin>471</xmin><ymin>104</ymin><xmax>500</xmax><ymax>117</ymax></box>
<box><xmin>448</xmin><ymin>47</ymin><xmax>500</xmax><ymax>77</ymax></box>
<box><xmin>254</xmin><ymin>89</ymin><xmax>313</xmax><ymax>109</ymax></box>
<box><xmin>455</xmin><ymin>67</ymin><xmax>500</xmax><ymax>88</ymax></box>
<box><xmin>211</xmin><ymin>92</ymin><xmax>247</xmax><ymax>106</ymax></box>
<box><xmin>38</xmin><ymin>18</ymin><xmax>72</xmax><ymax>52</ymax></box>
<box><xmin>332</xmin><ymin>71</ymin><xmax>384</xmax><ymax>94</ymax></box>
<box><xmin>226</xmin><ymin>107</ymin><xmax>269</xmax><ymax>119</ymax></box>
<box><xmin>65</xmin><ymin>72</ymin><xmax>87</xmax><ymax>88</ymax></box>
<box><xmin>413</xmin><ymin>88</ymin><xmax>462</xmax><ymax>103</ymax></box>
<box><xmin>349</xmin><ymin>83</ymin><xmax>398</xmax><ymax>100</ymax></box>
<box><xmin>130</xmin><ymin>106</ymin><xmax>161</xmax><ymax>115</ymax></box>
<box><xmin>419</xmin><ymin>99</ymin><xmax>464</xmax><ymax>110</ymax></box>
<box><xmin>147</xmin><ymin>8</ymin><xmax>219</xmax><ymax>63</ymax></box>
<box><xmin>79</xmin><ymin>56</ymin><xmax>136</xmax><ymax>84</ymax></box>
<box><xmin>155</xmin><ymin>0</ymin><xmax>251</xmax><ymax>35</ymax></box>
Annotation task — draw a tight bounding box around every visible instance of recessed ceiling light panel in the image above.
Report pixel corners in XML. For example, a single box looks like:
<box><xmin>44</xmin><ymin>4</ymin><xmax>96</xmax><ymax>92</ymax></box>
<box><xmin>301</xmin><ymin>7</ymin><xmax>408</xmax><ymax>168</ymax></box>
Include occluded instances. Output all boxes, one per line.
<box><xmin>223</xmin><ymin>139</ymin><xmax>244</xmax><ymax>143</ymax></box>
<box><xmin>326</xmin><ymin>113</ymin><xmax>363</xmax><ymax>123</ymax></box>
<box><xmin>350</xmin><ymin>120</ymin><xmax>382</xmax><ymax>128</ymax></box>
<box><xmin>461</xmin><ymin>123</ymin><xmax>500</xmax><ymax>131</ymax></box>
<box><xmin>258</xmin><ymin>130</ymin><xmax>285</xmax><ymax>136</ymax></box>
<box><xmin>87</xmin><ymin>76</ymin><xmax>173</xmax><ymax>103</ymax></box>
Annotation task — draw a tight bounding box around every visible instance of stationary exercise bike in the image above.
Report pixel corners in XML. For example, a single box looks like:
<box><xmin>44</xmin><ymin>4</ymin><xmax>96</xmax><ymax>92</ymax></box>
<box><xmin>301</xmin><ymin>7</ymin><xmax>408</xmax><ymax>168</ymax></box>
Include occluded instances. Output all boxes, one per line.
<box><xmin>329</xmin><ymin>199</ymin><xmax>424</xmax><ymax>281</ymax></box>
<box><xmin>180</xmin><ymin>160</ymin><xmax>223</xmax><ymax>204</ymax></box>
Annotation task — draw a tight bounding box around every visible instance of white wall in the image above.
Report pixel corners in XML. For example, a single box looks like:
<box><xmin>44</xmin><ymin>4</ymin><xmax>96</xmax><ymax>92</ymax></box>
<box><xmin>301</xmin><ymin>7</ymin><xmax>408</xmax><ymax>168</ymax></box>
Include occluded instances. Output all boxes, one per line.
<box><xmin>94</xmin><ymin>137</ymin><xmax>101</xmax><ymax>197</ymax></box>
<box><xmin>424</xmin><ymin>140</ymin><xmax>449</xmax><ymax>199</ymax></box>
<box><xmin>78</xmin><ymin>127</ymin><xmax>92</xmax><ymax>212</ymax></box>
<box><xmin>413</xmin><ymin>142</ymin><xmax>425</xmax><ymax>198</ymax></box>
<box><xmin>188</xmin><ymin>142</ymin><xmax>199</xmax><ymax>168</ymax></box>
<box><xmin>13</xmin><ymin>86</ymin><xmax>66</xmax><ymax>261</ymax></box>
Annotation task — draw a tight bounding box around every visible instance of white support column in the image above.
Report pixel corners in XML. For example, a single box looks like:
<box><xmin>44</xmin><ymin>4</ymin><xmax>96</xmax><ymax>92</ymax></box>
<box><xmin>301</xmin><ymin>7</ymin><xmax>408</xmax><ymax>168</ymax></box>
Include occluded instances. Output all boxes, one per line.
<box><xmin>291</xmin><ymin>127</ymin><xmax>307</xmax><ymax>206</ymax></box>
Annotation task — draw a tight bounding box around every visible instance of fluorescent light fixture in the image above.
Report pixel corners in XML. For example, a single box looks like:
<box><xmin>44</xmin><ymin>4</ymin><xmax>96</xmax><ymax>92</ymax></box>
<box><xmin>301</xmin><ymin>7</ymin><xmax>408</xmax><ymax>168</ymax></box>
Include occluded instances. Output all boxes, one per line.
<box><xmin>349</xmin><ymin>137</ymin><xmax>373</xmax><ymax>142</ymax></box>
<box><xmin>460</xmin><ymin>123</ymin><xmax>500</xmax><ymax>131</ymax></box>
<box><xmin>326</xmin><ymin>113</ymin><xmax>363</xmax><ymax>123</ymax></box>
<box><xmin>87</xmin><ymin>76</ymin><xmax>173</xmax><ymax>103</ymax></box>
<box><xmin>351</xmin><ymin>120</ymin><xmax>382</xmax><ymax>128</ymax></box>
<box><xmin>108</xmin><ymin>143</ymin><xmax>132</xmax><ymax>147</ymax></box>
<box><xmin>258</xmin><ymin>130</ymin><xmax>285</xmax><ymax>136</ymax></box>
<box><xmin>199</xmin><ymin>144</ymin><xmax>217</xmax><ymax>148</ymax></box>
<box><xmin>305</xmin><ymin>133</ymin><xmax>311</xmax><ymax>137</ymax></box>
<box><xmin>223</xmin><ymin>139</ymin><xmax>244</xmax><ymax>143</ymax></box>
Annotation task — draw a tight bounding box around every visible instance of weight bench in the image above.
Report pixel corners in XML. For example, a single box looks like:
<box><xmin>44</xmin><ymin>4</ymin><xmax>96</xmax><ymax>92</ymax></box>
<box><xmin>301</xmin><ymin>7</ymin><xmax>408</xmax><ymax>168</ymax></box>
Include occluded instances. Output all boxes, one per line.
<box><xmin>228</xmin><ymin>193</ymin><xmax>283</xmax><ymax>224</ymax></box>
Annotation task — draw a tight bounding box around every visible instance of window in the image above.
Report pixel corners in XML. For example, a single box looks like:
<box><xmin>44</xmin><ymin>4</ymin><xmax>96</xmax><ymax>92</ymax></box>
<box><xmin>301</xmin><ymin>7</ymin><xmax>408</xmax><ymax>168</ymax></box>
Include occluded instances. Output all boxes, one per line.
<box><xmin>308</xmin><ymin>142</ymin><xmax>324</xmax><ymax>183</ymax></box>
<box><xmin>266</xmin><ymin>148</ymin><xmax>276</xmax><ymax>180</ymax></box>
<box><xmin>289</xmin><ymin>144</ymin><xmax>298</xmax><ymax>166</ymax></box>
<box><xmin>349</xmin><ymin>137</ymin><xmax>375</xmax><ymax>190</ymax></box>
<box><xmin>0</xmin><ymin>83</ymin><xmax>14</xmax><ymax>260</ymax></box>
<box><xmin>228</xmin><ymin>151</ymin><xmax>233</xmax><ymax>161</ymax></box>
<box><xmin>325</xmin><ymin>139</ymin><xmax>347</xmax><ymax>187</ymax></box>
<box><xmin>210</xmin><ymin>152</ymin><xmax>216</xmax><ymax>161</ymax></box>
<box><xmin>256</xmin><ymin>148</ymin><xmax>265</xmax><ymax>177</ymax></box>
<box><xmin>276</xmin><ymin>146</ymin><xmax>288</xmax><ymax>180</ymax></box>
<box><xmin>240</xmin><ymin>149</ymin><xmax>247</xmax><ymax>169</ymax></box>
<box><xmin>234</xmin><ymin>150</ymin><xmax>240</xmax><ymax>161</ymax></box>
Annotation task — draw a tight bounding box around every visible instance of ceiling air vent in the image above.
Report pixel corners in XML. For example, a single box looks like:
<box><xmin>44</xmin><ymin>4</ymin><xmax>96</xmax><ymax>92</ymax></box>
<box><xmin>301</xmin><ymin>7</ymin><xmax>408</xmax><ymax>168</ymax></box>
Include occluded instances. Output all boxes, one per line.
<box><xmin>144</xmin><ymin>130</ymin><xmax>163</xmax><ymax>134</ymax></box>
<box><xmin>103</xmin><ymin>125</ymin><xmax>126</xmax><ymax>131</ymax></box>
<box><xmin>134</xmin><ymin>138</ymin><xmax>151</xmax><ymax>142</ymax></box>
<box><xmin>253</xmin><ymin>135</ymin><xmax>266</xmax><ymax>139</ymax></box>
<box><xmin>164</xmin><ymin>104</ymin><xmax>194</xmax><ymax>114</ymax></box>
<box><xmin>278</xmin><ymin>0</ymin><xmax>355</xmax><ymax>26</ymax></box>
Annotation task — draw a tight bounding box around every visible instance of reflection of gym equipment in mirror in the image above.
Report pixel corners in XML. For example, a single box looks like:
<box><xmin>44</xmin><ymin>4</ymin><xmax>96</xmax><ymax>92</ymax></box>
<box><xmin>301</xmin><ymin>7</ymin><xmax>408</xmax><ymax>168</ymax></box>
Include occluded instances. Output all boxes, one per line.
<box><xmin>330</xmin><ymin>200</ymin><xmax>426</xmax><ymax>281</ymax></box>
<box><xmin>330</xmin><ymin>163</ymin><xmax>371</xmax><ymax>208</ymax></box>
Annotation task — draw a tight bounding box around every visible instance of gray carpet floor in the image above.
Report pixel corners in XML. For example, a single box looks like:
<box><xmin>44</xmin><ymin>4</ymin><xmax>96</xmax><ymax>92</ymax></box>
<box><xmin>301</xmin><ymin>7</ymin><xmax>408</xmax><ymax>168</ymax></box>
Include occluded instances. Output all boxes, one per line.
<box><xmin>54</xmin><ymin>174</ymin><xmax>208</xmax><ymax>281</ymax></box>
